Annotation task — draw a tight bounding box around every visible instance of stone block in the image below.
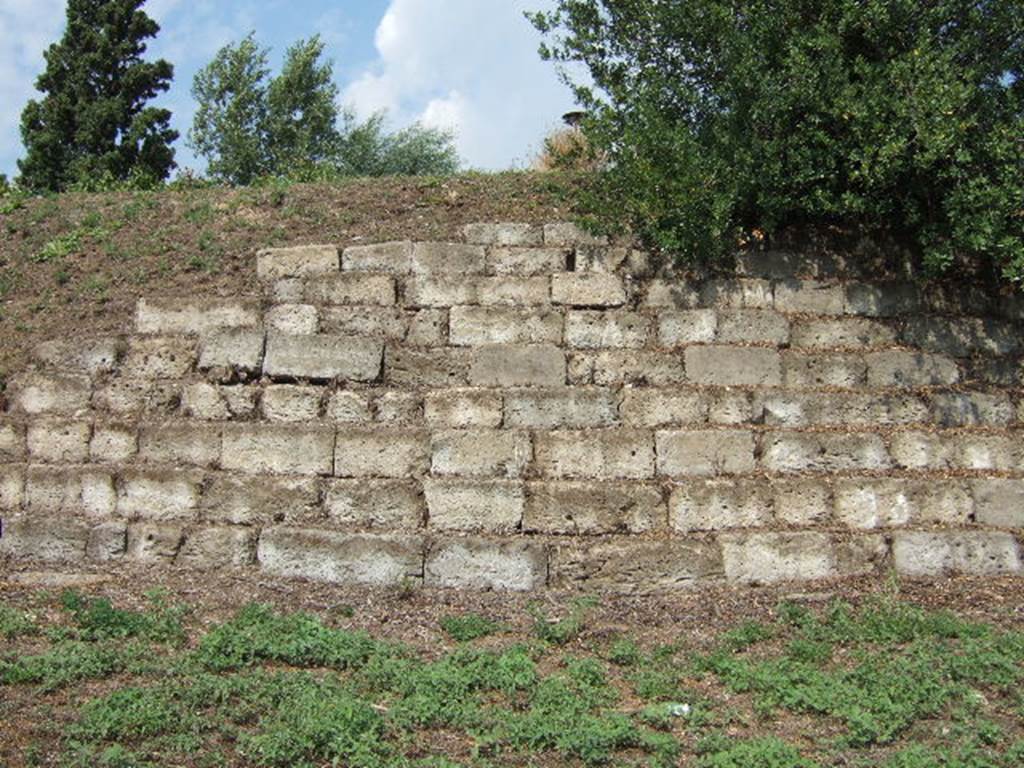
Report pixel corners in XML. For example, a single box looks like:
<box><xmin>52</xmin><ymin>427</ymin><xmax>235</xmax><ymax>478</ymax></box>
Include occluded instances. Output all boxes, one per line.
<box><xmin>372</xmin><ymin>390</ymin><xmax>422</xmax><ymax>423</ymax></box>
<box><xmin>424</xmin><ymin>389</ymin><xmax>502</xmax><ymax>428</ymax></box>
<box><xmin>761</xmin><ymin>432</ymin><xmax>890</xmax><ymax>473</ymax></box>
<box><xmin>257</xmin><ymin>244</ymin><xmax>338</xmax><ymax>279</ymax></box>
<box><xmin>0</xmin><ymin>423</ymin><xmax>25</xmax><ymax>461</ymax></box>
<box><xmin>269</xmin><ymin>278</ymin><xmax>304</xmax><ymax>303</ymax></box>
<box><xmin>468</xmin><ymin>344</ymin><xmax>566</xmax><ymax>387</ymax></box>
<box><xmin>575</xmin><ymin>246</ymin><xmax>633</xmax><ymax>273</ymax></box>
<box><xmin>33</xmin><ymin>336</ymin><xmax>123</xmax><ymax>375</ymax></box>
<box><xmin>929</xmin><ymin>392</ymin><xmax>1014</xmax><ymax>427</ymax></box>
<box><xmin>117</xmin><ymin>470</ymin><xmax>202</xmax><ymax>521</ymax></box>
<box><xmin>544</xmin><ymin>221</ymin><xmax>608</xmax><ymax>246</ymax></box>
<box><xmin>722</xmin><ymin>532</ymin><xmax>886</xmax><ymax>584</ymax></box>
<box><xmin>790</xmin><ymin>318</ymin><xmax>897</xmax><ymax>349</ymax></box>
<box><xmin>10</xmin><ymin>373</ymin><xmax>91</xmax><ymax>416</ymax></box>
<box><xmin>902</xmin><ymin>317</ymin><xmax>1019</xmax><ymax>357</ymax></box>
<box><xmin>424</xmin><ymin>479</ymin><xmax>524</xmax><ymax>532</ymax></box>
<box><xmin>122</xmin><ymin>336</ymin><xmax>196</xmax><ymax>379</ymax></box>
<box><xmin>385</xmin><ymin>348</ymin><xmax>471</xmax><ymax>387</ymax></box>
<box><xmin>735</xmin><ymin>249</ymin><xmax>846</xmax><ymax>279</ymax></box>
<box><xmin>450</xmin><ymin>306</ymin><xmax>563</xmax><ymax>346</ymax></box>
<box><xmin>771</xmin><ymin>479</ymin><xmax>833</xmax><ymax>525</ymax></box>
<box><xmin>407</xmin><ymin>276</ymin><xmax>550</xmax><ymax>307</ymax></box>
<box><xmin>325</xmin><ymin>479</ymin><xmax>424</xmax><ymax>529</ymax></box>
<box><xmin>27</xmin><ymin>421</ymin><xmax>91</xmax><ymax>463</ymax></box>
<box><xmin>551</xmin><ymin>273</ymin><xmax>626</xmax><ymax>307</ymax></box>
<box><xmin>304</xmin><ymin>273</ymin><xmax>396</xmax><ymax>305</ymax></box>
<box><xmin>865</xmin><ymin>351</ymin><xmax>960</xmax><ymax>387</ymax></box>
<box><xmin>972</xmin><ymin>479</ymin><xmax>1024</xmax><ymax>528</ymax></box>
<box><xmin>126</xmin><ymin>523</ymin><xmax>184</xmax><ymax>562</ymax></box>
<box><xmin>781</xmin><ymin>352</ymin><xmax>867</xmax><ymax>387</ymax></box>
<box><xmin>893</xmin><ymin>531</ymin><xmax>1020</xmax><ymax>577</ymax></box>
<box><xmin>642</xmin><ymin>279</ymin><xmax>700</xmax><ymax>309</ymax></box>
<box><xmin>657</xmin><ymin>310</ymin><xmax>717</xmax><ymax>345</ymax></box>
<box><xmin>177</xmin><ymin>526</ymin><xmax>258</xmax><ymax>568</ymax></box>
<box><xmin>716</xmin><ymin>309</ymin><xmax>790</xmax><ymax>344</ymax></box>
<box><xmin>700</xmin><ymin>279</ymin><xmax>773</xmax><ymax>309</ymax></box>
<box><xmin>91</xmin><ymin>423</ymin><xmax>138</xmax><ymax>462</ymax></box>
<box><xmin>92</xmin><ymin>379</ymin><xmax>180</xmax><ymax>418</ymax></box>
<box><xmin>845</xmin><ymin>282</ymin><xmax>922</xmax><ymax>316</ymax></box>
<box><xmin>534</xmin><ymin>429</ymin><xmax>655</xmax><ymax>479</ymax></box>
<box><xmin>261</xmin><ymin>385</ymin><xmax>323</xmax><ymax>422</ymax></box>
<box><xmin>412</xmin><ymin>242</ymin><xmax>486</xmax><ymax>274</ymax></box>
<box><xmin>222</xmin><ymin>424</ymin><xmax>335</xmax><ymax>475</ymax></box>
<box><xmin>550</xmin><ymin>539</ymin><xmax>723</xmax><ymax>593</ymax></box>
<box><xmin>87</xmin><ymin>522</ymin><xmax>127</xmax><ymax>561</ymax></box>
<box><xmin>263</xmin><ymin>333</ymin><xmax>383</xmax><ymax>382</ymax></box>
<box><xmin>198</xmin><ymin>329</ymin><xmax>265</xmax><ymax>375</ymax></box>
<box><xmin>425</xmin><ymin>538</ymin><xmax>547</xmax><ymax>590</ymax></box>
<box><xmin>588</xmin><ymin>351</ymin><xmax>688</xmax><ymax>385</ymax></box>
<box><xmin>201</xmin><ymin>474</ymin><xmax>320</xmax><ymax>525</ymax></box>
<box><xmin>24</xmin><ymin>466</ymin><xmax>116</xmax><ymax>518</ymax></box>
<box><xmin>773</xmin><ymin>279</ymin><xmax>844</xmax><ymax>314</ymax></box>
<box><xmin>342</xmin><ymin>241</ymin><xmax>412</xmax><ymax>273</ymax></box>
<box><xmin>709</xmin><ymin>390</ymin><xmax>761</xmax><ymax>425</ymax></box>
<box><xmin>656</xmin><ymin>429</ymin><xmax>756</xmax><ymax>477</ymax></box>
<box><xmin>0</xmin><ymin>515</ymin><xmax>89</xmax><ymax>561</ymax></box>
<box><xmin>463</xmin><ymin>222</ymin><xmax>544</xmax><ymax>247</ymax></box>
<box><xmin>525</xmin><ymin>481</ymin><xmax>664</xmax><ymax>534</ymax></box>
<box><xmin>335</xmin><ymin>428</ymin><xmax>429</xmax><ymax>478</ymax></box>
<box><xmin>488</xmin><ymin>247</ymin><xmax>567</xmax><ymax>274</ymax></box>
<box><xmin>138</xmin><ymin>423</ymin><xmax>221</xmax><ymax>467</ymax></box>
<box><xmin>0</xmin><ymin>465</ymin><xmax>24</xmax><ymax>509</ymax></box>
<box><xmin>669</xmin><ymin>479</ymin><xmax>771</xmax><ymax>532</ymax></box>
<box><xmin>762</xmin><ymin>392</ymin><xmax>929</xmax><ymax>427</ymax></box>
<box><xmin>889</xmin><ymin>431</ymin><xmax>1022</xmax><ymax>472</ymax></box>
<box><xmin>406</xmin><ymin>310</ymin><xmax>448</xmax><ymax>346</ymax></box>
<box><xmin>318</xmin><ymin>306</ymin><xmax>409</xmax><ymax>340</ymax></box>
<box><xmin>834</xmin><ymin>479</ymin><xmax>972</xmax><ymax>529</ymax></box>
<box><xmin>258</xmin><ymin>528</ymin><xmax>424</xmax><ymax>585</ymax></box>
<box><xmin>620</xmin><ymin>389</ymin><xmax>705</xmax><ymax>427</ymax></box>
<box><xmin>266</xmin><ymin>304</ymin><xmax>318</xmax><ymax>335</ymax></box>
<box><xmin>685</xmin><ymin>346</ymin><xmax>782</xmax><ymax>386</ymax></box>
<box><xmin>504</xmin><ymin>387</ymin><xmax>619</xmax><ymax>429</ymax></box>
<box><xmin>566</xmin><ymin>311</ymin><xmax>648</xmax><ymax>348</ymax></box>
<box><xmin>135</xmin><ymin>298</ymin><xmax>259</xmax><ymax>335</ymax></box>
<box><xmin>431</xmin><ymin>429</ymin><xmax>530</xmax><ymax>478</ymax></box>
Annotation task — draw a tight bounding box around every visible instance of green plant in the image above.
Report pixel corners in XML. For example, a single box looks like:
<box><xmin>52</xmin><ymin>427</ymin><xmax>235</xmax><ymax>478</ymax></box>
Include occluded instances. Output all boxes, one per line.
<box><xmin>32</xmin><ymin>231</ymin><xmax>81</xmax><ymax>262</ymax></box>
<box><xmin>697</xmin><ymin>735</ymin><xmax>818</xmax><ymax>768</ymax></box>
<box><xmin>529</xmin><ymin>597</ymin><xmax>597</xmax><ymax>646</ymax></box>
<box><xmin>530</xmin><ymin>1</ymin><xmax>1024</xmax><ymax>284</ymax></box>
<box><xmin>439</xmin><ymin>613</ymin><xmax>501</xmax><ymax>642</ymax></box>
<box><xmin>0</xmin><ymin>604</ymin><xmax>37</xmax><ymax>639</ymax></box>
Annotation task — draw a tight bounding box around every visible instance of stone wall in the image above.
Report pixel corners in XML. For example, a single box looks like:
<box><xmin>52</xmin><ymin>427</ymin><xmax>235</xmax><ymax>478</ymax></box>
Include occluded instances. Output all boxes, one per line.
<box><xmin>1</xmin><ymin>221</ymin><xmax>1022</xmax><ymax>592</ymax></box>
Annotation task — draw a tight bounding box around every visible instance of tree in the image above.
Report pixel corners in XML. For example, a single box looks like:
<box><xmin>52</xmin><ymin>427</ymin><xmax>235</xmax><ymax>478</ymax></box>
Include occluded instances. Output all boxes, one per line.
<box><xmin>530</xmin><ymin>1</ymin><xmax>1024</xmax><ymax>283</ymax></box>
<box><xmin>18</xmin><ymin>0</ymin><xmax>177</xmax><ymax>191</ymax></box>
<box><xmin>189</xmin><ymin>34</ymin><xmax>460</xmax><ymax>184</ymax></box>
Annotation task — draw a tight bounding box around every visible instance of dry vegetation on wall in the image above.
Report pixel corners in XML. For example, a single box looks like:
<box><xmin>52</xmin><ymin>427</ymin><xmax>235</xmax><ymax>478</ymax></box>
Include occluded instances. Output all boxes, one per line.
<box><xmin>0</xmin><ymin>173</ymin><xmax>578</xmax><ymax>382</ymax></box>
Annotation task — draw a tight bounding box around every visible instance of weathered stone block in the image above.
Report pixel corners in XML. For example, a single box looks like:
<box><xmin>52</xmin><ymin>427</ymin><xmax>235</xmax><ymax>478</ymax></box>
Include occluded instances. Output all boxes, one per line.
<box><xmin>412</xmin><ymin>242</ymin><xmax>486</xmax><ymax>274</ymax></box>
<box><xmin>468</xmin><ymin>344</ymin><xmax>566</xmax><ymax>387</ymax></box>
<box><xmin>722</xmin><ymin>532</ymin><xmax>886</xmax><ymax>584</ymax></box>
<box><xmin>269</xmin><ymin>278</ymin><xmax>304</xmax><ymax>303</ymax></box>
<box><xmin>425</xmin><ymin>538</ymin><xmax>547</xmax><ymax>590</ymax></box>
<box><xmin>450</xmin><ymin>306</ymin><xmax>563</xmax><ymax>346</ymax></box>
<box><xmin>781</xmin><ymin>352</ymin><xmax>867</xmax><ymax>387</ymax></box>
<box><xmin>929</xmin><ymin>392</ymin><xmax>1014</xmax><ymax>427</ymax></box>
<box><xmin>27</xmin><ymin>421</ymin><xmax>91</xmax><ymax>463</ymax></box>
<box><xmin>790</xmin><ymin>318</ymin><xmax>897</xmax><ymax>349</ymax></box>
<box><xmin>325</xmin><ymin>479</ymin><xmax>423</xmax><ymax>529</ymax></box>
<box><xmin>762</xmin><ymin>392</ymin><xmax>929</xmax><ymax>427</ymax></box>
<box><xmin>551</xmin><ymin>273</ymin><xmax>626</xmax><ymax>307</ymax></box>
<box><xmin>575</xmin><ymin>246</ymin><xmax>633</xmax><ymax>273</ymax></box>
<box><xmin>201</xmin><ymin>474</ymin><xmax>320</xmax><ymax>525</ymax></box>
<box><xmin>550</xmin><ymin>539</ymin><xmax>723</xmax><ymax>593</ymax></box>
<box><xmin>588</xmin><ymin>351</ymin><xmax>688</xmax><ymax>385</ymax></box>
<box><xmin>774</xmin><ymin>279</ymin><xmax>844</xmax><ymax>314</ymax></box>
<box><xmin>620</xmin><ymin>389</ymin><xmax>706</xmax><ymax>427</ymax></box>
<box><xmin>504</xmin><ymin>387</ymin><xmax>618</xmax><ymax>429</ymax></box>
<box><xmin>431</xmin><ymin>429</ymin><xmax>530</xmax><ymax>478</ymax></box>
<box><xmin>126</xmin><ymin>523</ymin><xmax>184</xmax><ymax>562</ymax></box>
<box><xmin>318</xmin><ymin>306</ymin><xmax>409</xmax><ymax>340</ymax></box>
<box><xmin>24</xmin><ymin>466</ymin><xmax>116</xmax><ymax>517</ymax></box>
<box><xmin>463</xmin><ymin>222</ymin><xmax>544</xmax><ymax>247</ymax></box>
<box><xmin>122</xmin><ymin>336</ymin><xmax>196</xmax><ymax>379</ymax></box>
<box><xmin>657</xmin><ymin>310</ymin><xmax>717</xmax><ymax>345</ymax></box>
<box><xmin>669</xmin><ymin>479</ymin><xmax>771</xmax><ymax>531</ymax></box>
<box><xmin>524</xmin><ymin>481</ymin><xmax>664</xmax><ymax>534</ymax></box>
<box><xmin>534</xmin><ymin>429</ymin><xmax>655</xmax><ymax>479</ymax></box>
<box><xmin>10</xmin><ymin>373</ymin><xmax>91</xmax><ymax>416</ymax></box>
<box><xmin>715</xmin><ymin>310</ymin><xmax>790</xmax><ymax>344</ymax></box>
<box><xmin>488</xmin><ymin>247</ymin><xmax>567</xmax><ymax>274</ymax></box>
<box><xmin>845</xmin><ymin>282</ymin><xmax>922</xmax><ymax>316</ymax></box>
<box><xmin>87</xmin><ymin>522</ymin><xmax>127</xmax><ymax>561</ymax></box>
<box><xmin>92</xmin><ymin>379</ymin><xmax>180</xmax><ymax>418</ymax></box>
<box><xmin>566</xmin><ymin>311</ymin><xmax>648</xmax><ymax>348</ymax></box>
<box><xmin>177</xmin><ymin>527</ymin><xmax>257</xmax><ymax>568</ymax></box>
<box><xmin>91</xmin><ymin>423</ymin><xmax>138</xmax><ymax>462</ymax></box>
<box><xmin>407</xmin><ymin>276</ymin><xmax>550</xmax><ymax>307</ymax></box>
<box><xmin>0</xmin><ymin>465</ymin><xmax>24</xmax><ymax>509</ymax></box>
<box><xmin>257</xmin><ymin>244</ymin><xmax>338</xmax><ymax>279</ymax></box>
<box><xmin>771</xmin><ymin>479</ymin><xmax>833</xmax><ymax>525</ymax></box>
<box><xmin>385</xmin><ymin>348</ymin><xmax>471</xmax><ymax>387</ymax></box>
<box><xmin>138</xmin><ymin>423</ymin><xmax>221</xmax><ymax>467</ymax></box>
<box><xmin>656</xmin><ymin>429</ymin><xmax>756</xmax><ymax>477</ymax></box>
<box><xmin>261</xmin><ymin>385</ymin><xmax>323</xmax><ymax>422</ymax></box>
<box><xmin>902</xmin><ymin>317</ymin><xmax>1019</xmax><ymax>357</ymax></box>
<box><xmin>258</xmin><ymin>528</ymin><xmax>424</xmax><ymax>585</ymax></box>
<box><xmin>0</xmin><ymin>515</ymin><xmax>89</xmax><ymax>561</ymax></box>
<box><xmin>406</xmin><ymin>309</ymin><xmax>448</xmax><ymax>346</ymax></box>
<box><xmin>642</xmin><ymin>279</ymin><xmax>700</xmax><ymax>309</ymax></box>
<box><xmin>686</xmin><ymin>346</ymin><xmax>782</xmax><ymax>386</ymax></box>
<box><xmin>263</xmin><ymin>333</ymin><xmax>382</xmax><ymax>382</ymax></box>
<box><xmin>424</xmin><ymin>389</ymin><xmax>502</xmax><ymax>428</ymax></box>
<box><xmin>700</xmin><ymin>279</ymin><xmax>773</xmax><ymax>309</ymax></box>
<box><xmin>834</xmin><ymin>479</ymin><xmax>972</xmax><ymax>529</ymax></box>
<box><xmin>761</xmin><ymin>432</ymin><xmax>890</xmax><ymax>472</ymax></box>
<box><xmin>424</xmin><ymin>479</ymin><xmax>524</xmax><ymax>532</ymax></box>
<box><xmin>222</xmin><ymin>424</ymin><xmax>335</xmax><ymax>475</ymax></box>
<box><xmin>33</xmin><ymin>336</ymin><xmax>123</xmax><ymax>375</ymax></box>
<box><xmin>342</xmin><ymin>241</ymin><xmax>412</xmax><ymax>273</ymax></box>
<box><xmin>544</xmin><ymin>221</ymin><xmax>608</xmax><ymax>246</ymax></box>
<box><xmin>865</xmin><ymin>351</ymin><xmax>960</xmax><ymax>387</ymax></box>
<box><xmin>0</xmin><ymin>423</ymin><xmax>25</xmax><ymax>461</ymax></box>
<box><xmin>117</xmin><ymin>470</ymin><xmax>202</xmax><ymax>521</ymax></box>
<box><xmin>198</xmin><ymin>329</ymin><xmax>265</xmax><ymax>374</ymax></box>
<box><xmin>889</xmin><ymin>431</ymin><xmax>1022</xmax><ymax>472</ymax></box>
<box><xmin>373</xmin><ymin>390</ymin><xmax>423</xmax><ymax>424</ymax></box>
<box><xmin>893</xmin><ymin>531</ymin><xmax>1020</xmax><ymax>577</ymax></box>
<box><xmin>135</xmin><ymin>298</ymin><xmax>259</xmax><ymax>335</ymax></box>
<box><xmin>972</xmin><ymin>479</ymin><xmax>1024</xmax><ymax>528</ymax></box>
<box><xmin>266</xmin><ymin>304</ymin><xmax>318</xmax><ymax>335</ymax></box>
<box><xmin>304</xmin><ymin>273</ymin><xmax>396</xmax><ymax>305</ymax></box>
<box><xmin>335</xmin><ymin>428</ymin><xmax>429</xmax><ymax>478</ymax></box>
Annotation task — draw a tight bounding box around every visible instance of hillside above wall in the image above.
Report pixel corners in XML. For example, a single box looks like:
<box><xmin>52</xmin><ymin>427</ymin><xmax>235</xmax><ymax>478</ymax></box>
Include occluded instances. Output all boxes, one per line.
<box><xmin>1</xmin><ymin>217</ymin><xmax>1023</xmax><ymax>592</ymax></box>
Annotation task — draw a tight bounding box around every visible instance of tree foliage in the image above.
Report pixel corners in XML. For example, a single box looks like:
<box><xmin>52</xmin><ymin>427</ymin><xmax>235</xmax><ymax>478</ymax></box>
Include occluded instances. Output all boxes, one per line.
<box><xmin>18</xmin><ymin>0</ymin><xmax>177</xmax><ymax>191</ymax></box>
<box><xmin>189</xmin><ymin>34</ymin><xmax>459</xmax><ymax>184</ymax></box>
<box><xmin>530</xmin><ymin>1</ymin><xmax>1024</xmax><ymax>282</ymax></box>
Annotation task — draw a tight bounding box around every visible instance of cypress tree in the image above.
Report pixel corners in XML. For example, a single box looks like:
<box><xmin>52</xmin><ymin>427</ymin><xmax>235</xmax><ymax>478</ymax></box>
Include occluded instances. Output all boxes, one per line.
<box><xmin>18</xmin><ymin>0</ymin><xmax>178</xmax><ymax>191</ymax></box>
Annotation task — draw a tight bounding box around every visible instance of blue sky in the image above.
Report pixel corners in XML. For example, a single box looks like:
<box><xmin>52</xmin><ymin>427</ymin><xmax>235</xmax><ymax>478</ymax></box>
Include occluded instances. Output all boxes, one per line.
<box><xmin>0</xmin><ymin>0</ymin><xmax>571</xmax><ymax>178</ymax></box>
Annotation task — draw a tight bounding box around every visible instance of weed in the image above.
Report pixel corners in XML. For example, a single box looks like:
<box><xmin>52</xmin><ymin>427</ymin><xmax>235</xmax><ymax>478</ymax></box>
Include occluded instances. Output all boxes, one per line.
<box><xmin>439</xmin><ymin>613</ymin><xmax>501</xmax><ymax>642</ymax></box>
<box><xmin>696</xmin><ymin>735</ymin><xmax>818</xmax><ymax>767</ymax></box>
<box><xmin>0</xmin><ymin>603</ymin><xmax>37</xmax><ymax>638</ymax></box>
<box><xmin>33</xmin><ymin>231</ymin><xmax>81</xmax><ymax>262</ymax></box>
<box><xmin>184</xmin><ymin>201</ymin><xmax>215</xmax><ymax>224</ymax></box>
<box><xmin>60</xmin><ymin>590</ymin><xmax>187</xmax><ymax>644</ymax></box>
<box><xmin>529</xmin><ymin>596</ymin><xmax>597</xmax><ymax>646</ymax></box>
<box><xmin>0</xmin><ymin>641</ymin><xmax>141</xmax><ymax>691</ymax></box>
<box><xmin>606</xmin><ymin>635</ymin><xmax>642</xmax><ymax>666</ymax></box>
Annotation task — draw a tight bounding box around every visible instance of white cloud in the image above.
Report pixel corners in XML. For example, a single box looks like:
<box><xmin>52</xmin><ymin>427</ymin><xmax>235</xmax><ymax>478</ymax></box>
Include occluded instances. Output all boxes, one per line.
<box><xmin>342</xmin><ymin>0</ymin><xmax>572</xmax><ymax>170</ymax></box>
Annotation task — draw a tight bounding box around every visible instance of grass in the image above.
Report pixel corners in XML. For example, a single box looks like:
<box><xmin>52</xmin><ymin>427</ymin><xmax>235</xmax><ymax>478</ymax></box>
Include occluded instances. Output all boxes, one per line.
<box><xmin>1</xmin><ymin>590</ymin><xmax>1022</xmax><ymax>767</ymax></box>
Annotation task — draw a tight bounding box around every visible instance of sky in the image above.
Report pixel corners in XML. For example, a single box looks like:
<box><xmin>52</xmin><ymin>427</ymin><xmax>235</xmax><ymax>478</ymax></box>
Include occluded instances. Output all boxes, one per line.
<box><xmin>0</xmin><ymin>0</ymin><xmax>573</xmax><ymax>178</ymax></box>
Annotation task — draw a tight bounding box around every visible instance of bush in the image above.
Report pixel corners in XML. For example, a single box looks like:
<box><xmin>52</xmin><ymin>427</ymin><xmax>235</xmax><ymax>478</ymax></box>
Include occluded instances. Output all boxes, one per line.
<box><xmin>530</xmin><ymin>1</ymin><xmax>1024</xmax><ymax>282</ymax></box>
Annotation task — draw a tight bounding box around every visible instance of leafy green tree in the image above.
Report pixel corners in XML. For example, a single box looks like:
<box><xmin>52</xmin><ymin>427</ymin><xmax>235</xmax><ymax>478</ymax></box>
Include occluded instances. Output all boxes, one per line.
<box><xmin>189</xmin><ymin>34</ymin><xmax>460</xmax><ymax>184</ymax></box>
<box><xmin>18</xmin><ymin>0</ymin><xmax>177</xmax><ymax>191</ymax></box>
<box><xmin>530</xmin><ymin>1</ymin><xmax>1024</xmax><ymax>283</ymax></box>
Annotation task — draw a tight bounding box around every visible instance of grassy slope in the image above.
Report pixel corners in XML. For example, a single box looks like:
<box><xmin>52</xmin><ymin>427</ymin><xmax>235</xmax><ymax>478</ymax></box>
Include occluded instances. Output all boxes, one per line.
<box><xmin>0</xmin><ymin>173</ymin><xmax>579</xmax><ymax>386</ymax></box>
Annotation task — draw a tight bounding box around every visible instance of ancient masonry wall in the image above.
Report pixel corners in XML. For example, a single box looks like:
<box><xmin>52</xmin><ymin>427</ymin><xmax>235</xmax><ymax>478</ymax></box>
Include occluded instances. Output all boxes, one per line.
<box><xmin>1</xmin><ymin>222</ymin><xmax>1023</xmax><ymax>591</ymax></box>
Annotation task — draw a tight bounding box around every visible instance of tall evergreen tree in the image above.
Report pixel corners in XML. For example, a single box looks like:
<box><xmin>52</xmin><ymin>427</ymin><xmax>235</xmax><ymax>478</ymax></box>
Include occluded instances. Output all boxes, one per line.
<box><xmin>18</xmin><ymin>0</ymin><xmax>177</xmax><ymax>191</ymax></box>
